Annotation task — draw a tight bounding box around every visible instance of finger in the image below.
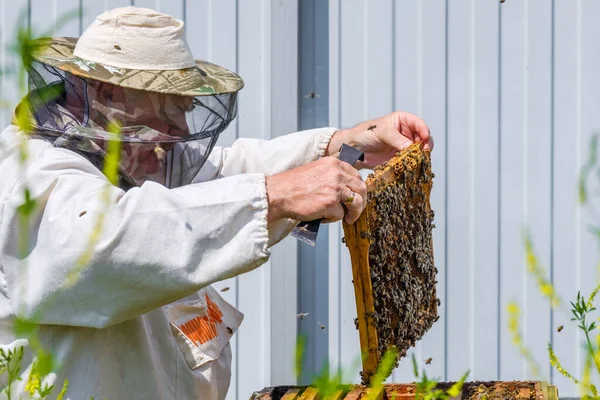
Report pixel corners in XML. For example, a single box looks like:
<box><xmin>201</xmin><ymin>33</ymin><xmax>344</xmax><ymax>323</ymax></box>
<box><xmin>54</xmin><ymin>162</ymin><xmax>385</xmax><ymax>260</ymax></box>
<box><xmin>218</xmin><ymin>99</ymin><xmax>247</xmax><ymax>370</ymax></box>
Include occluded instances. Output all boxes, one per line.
<box><xmin>340</xmin><ymin>187</ymin><xmax>364</xmax><ymax>224</ymax></box>
<box><xmin>401</xmin><ymin>112</ymin><xmax>431</xmax><ymax>144</ymax></box>
<box><xmin>338</xmin><ymin>160</ymin><xmax>363</xmax><ymax>180</ymax></box>
<box><xmin>345</xmin><ymin>176</ymin><xmax>367</xmax><ymax>202</ymax></box>
<box><xmin>321</xmin><ymin>204</ymin><xmax>346</xmax><ymax>224</ymax></box>
<box><xmin>424</xmin><ymin>135</ymin><xmax>434</xmax><ymax>151</ymax></box>
<box><xmin>381</xmin><ymin>128</ymin><xmax>414</xmax><ymax>152</ymax></box>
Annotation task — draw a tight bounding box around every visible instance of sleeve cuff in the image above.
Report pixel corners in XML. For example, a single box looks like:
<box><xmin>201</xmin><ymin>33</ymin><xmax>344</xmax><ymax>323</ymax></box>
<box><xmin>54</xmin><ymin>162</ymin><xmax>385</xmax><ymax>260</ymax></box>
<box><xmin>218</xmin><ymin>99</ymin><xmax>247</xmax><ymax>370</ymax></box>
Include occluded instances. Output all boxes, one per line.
<box><xmin>316</xmin><ymin>127</ymin><xmax>339</xmax><ymax>159</ymax></box>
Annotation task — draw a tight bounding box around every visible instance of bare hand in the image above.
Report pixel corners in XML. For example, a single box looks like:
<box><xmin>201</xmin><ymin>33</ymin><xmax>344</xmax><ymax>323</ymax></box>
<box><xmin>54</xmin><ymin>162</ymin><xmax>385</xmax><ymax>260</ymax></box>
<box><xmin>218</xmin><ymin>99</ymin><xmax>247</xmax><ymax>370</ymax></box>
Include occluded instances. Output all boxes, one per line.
<box><xmin>326</xmin><ymin>111</ymin><xmax>433</xmax><ymax>169</ymax></box>
<box><xmin>266</xmin><ymin>157</ymin><xmax>367</xmax><ymax>224</ymax></box>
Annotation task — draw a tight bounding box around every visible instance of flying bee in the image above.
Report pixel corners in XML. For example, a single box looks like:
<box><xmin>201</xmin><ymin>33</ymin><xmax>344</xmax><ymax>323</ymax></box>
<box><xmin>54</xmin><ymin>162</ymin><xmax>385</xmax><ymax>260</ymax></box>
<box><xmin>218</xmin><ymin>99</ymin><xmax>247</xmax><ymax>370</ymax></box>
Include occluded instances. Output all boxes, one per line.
<box><xmin>297</xmin><ymin>312</ymin><xmax>309</xmax><ymax>320</ymax></box>
<box><xmin>367</xmin><ymin>125</ymin><xmax>377</xmax><ymax>131</ymax></box>
<box><xmin>425</xmin><ymin>358</ymin><xmax>432</xmax><ymax>365</ymax></box>
<box><xmin>304</xmin><ymin>92</ymin><xmax>321</xmax><ymax>99</ymax></box>
<box><xmin>227</xmin><ymin>327</ymin><xmax>233</xmax><ymax>334</ymax></box>
<box><xmin>220</xmin><ymin>287</ymin><xmax>230</xmax><ymax>292</ymax></box>
<box><xmin>79</xmin><ymin>211</ymin><xmax>87</xmax><ymax>217</ymax></box>
<box><xmin>557</xmin><ymin>325</ymin><xmax>564</xmax><ymax>333</ymax></box>
<box><xmin>318</xmin><ymin>321</ymin><xmax>327</xmax><ymax>332</ymax></box>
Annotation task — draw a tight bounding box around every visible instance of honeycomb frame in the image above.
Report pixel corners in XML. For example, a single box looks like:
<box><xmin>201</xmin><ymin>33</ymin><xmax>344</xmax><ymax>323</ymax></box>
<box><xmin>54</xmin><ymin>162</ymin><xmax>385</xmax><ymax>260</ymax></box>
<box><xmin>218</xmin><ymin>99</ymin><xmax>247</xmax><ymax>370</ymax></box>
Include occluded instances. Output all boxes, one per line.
<box><xmin>343</xmin><ymin>142</ymin><xmax>438</xmax><ymax>384</ymax></box>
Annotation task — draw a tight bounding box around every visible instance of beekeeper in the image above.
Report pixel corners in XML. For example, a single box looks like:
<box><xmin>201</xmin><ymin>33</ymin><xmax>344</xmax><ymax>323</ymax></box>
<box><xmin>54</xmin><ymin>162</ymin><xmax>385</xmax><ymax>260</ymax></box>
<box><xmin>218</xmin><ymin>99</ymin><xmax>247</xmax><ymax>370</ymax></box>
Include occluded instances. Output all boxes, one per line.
<box><xmin>0</xmin><ymin>6</ymin><xmax>432</xmax><ymax>400</ymax></box>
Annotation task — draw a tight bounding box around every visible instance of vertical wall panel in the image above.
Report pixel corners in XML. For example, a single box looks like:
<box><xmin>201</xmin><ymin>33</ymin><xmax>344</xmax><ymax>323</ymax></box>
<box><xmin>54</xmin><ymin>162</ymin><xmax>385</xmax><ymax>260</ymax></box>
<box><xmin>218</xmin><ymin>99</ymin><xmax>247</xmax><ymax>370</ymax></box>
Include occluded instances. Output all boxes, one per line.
<box><xmin>391</xmin><ymin>0</ymin><xmax>422</xmax><ymax>384</ymax></box>
<box><xmin>498</xmin><ymin>0</ymin><xmax>529</xmax><ymax>382</ymax></box>
<box><xmin>81</xmin><ymin>1</ymin><xmax>132</xmax><ymax>30</ymax></box>
<box><xmin>525</xmin><ymin>0</ymin><xmax>554</xmax><ymax>388</ymax></box>
<box><xmin>269</xmin><ymin>0</ymin><xmax>299</xmax><ymax>388</ymax></box>
<box><xmin>327</xmin><ymin>0</ymin><xmax>343</xmax><ymax>381</ymax></box>
<box><xmin>552</xmin><ymin>0</ymin><xmax>582</xmax><ymax>395</ymax></box>
<box><xmin>133</xmin><ymin>0</ymin><xmax>183</xmax><ymax>20</ymax></box>
<box><xmin>201</xmin><ymin>0</ymin><xmax>238</xmax><ymax>146</ymax></box>
<box><xmin>445</xmin><ymin>0</ymin><xmax>474</xmax><ymax>381</ymax></box>
<box><xmin>418</xmin><ymin>0</ymin><xmax>447</xmax><ymax>384</ymax></box>
<box><xmin>472</xmin><ymin>0</ymin><xmax>500</xmax><ymax>382</ymax></box>
<box><xmin>365</xmin><ymin>0</ymin><xmax>393</xmax><ymax>119</ymax></box>
<box><xmin>579</xmin><ymin>0</ymin><xmax>600</xmax><ymax>330</ymax></box>
<box><xmin>30</xmin><ymin>0</ymin><xmax>80</xmax><ymax>37</ymax></box>
<box><xmin>236</xmin><ymin>1</ymin><xmax>272</xmax><ymax>398</ymax></box>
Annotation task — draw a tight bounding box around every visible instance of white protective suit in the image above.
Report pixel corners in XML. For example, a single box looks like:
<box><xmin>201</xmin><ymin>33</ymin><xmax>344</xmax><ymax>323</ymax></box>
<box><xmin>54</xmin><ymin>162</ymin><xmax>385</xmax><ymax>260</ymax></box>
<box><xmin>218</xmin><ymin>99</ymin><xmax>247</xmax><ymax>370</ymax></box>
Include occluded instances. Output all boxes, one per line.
<box><xmin>0</xmin><ymin>123</ymin><xmax>336</xmax><ymax>399</ymax></box>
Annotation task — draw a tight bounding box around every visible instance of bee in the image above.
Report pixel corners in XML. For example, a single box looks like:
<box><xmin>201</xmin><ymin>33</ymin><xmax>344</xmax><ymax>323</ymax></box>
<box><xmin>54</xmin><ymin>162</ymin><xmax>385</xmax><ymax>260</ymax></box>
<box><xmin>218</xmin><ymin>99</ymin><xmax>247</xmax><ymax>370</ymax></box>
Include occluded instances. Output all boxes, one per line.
<box><xmin>154</xmin><ymin>145</ymin><xmax>167</xmax><ymax>161</ymax></box>
<box><xmin>557</xmin><ymin>325</ymin><xmax>564</xmax><ymax>333</ymax></box>
<box><xmin>113</xmin><ymin>44</ymin><xmax>122</xmax><ymax>50</ymax></box>
<box><xmin>221</xmin><ymin>287</ymin><xmax>230</xmax><ymax>292</ymax></box>
<box><xmin>79</xmin><ymin>211</ymin><xmax>87</xmax><ymax>217</ymax></box>
<box><xmin>425</xmin><ymin>358</ymin><xmax>432</xmax><ymax>365</ymax></box>
<box><xmin>360</xmin><ymin>231</ymin><xmax>372</xmax><ymax>240</ymax></box>
<box><xmin>297</xmin><ymin>312</ymin><xmax>309</xmax><ymax>320</ymax></box>
<box><xmin>318</xmin><ymin>321</ymin><xmax>327</xmax><ymax>332</ymax></box>
<box><xmin>367</xmin><ymin>125</ymin><xmax>377</xmax><ymax>131</ymax></box>
<box><xmin>341</xmin><ymin>237</ymin><xmax>346</xmax><ymax>244</ymax></box>
<box><xmin>304</xmin><ymin>92</ymin><xmax>321</xmax><ymax>99</ymax></box>
<box><xmin>227</xmin><ymin>327</ymin><xmax>233</xmax><ymax>334</ymax></box>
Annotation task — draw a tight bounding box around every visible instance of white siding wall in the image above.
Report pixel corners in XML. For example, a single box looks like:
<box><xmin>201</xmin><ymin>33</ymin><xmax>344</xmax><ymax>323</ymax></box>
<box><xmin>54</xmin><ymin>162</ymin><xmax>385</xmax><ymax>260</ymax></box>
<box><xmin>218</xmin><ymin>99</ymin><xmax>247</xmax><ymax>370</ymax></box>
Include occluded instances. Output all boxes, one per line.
<box><xmin>328</xmin><ymin>1</ymin><xmax>600</xmax><ymax>398</ymax></box>
<box><xmin>0</xmin><ymin>1</ymin><xmax>299</xmax><ymax>399</ymax></box>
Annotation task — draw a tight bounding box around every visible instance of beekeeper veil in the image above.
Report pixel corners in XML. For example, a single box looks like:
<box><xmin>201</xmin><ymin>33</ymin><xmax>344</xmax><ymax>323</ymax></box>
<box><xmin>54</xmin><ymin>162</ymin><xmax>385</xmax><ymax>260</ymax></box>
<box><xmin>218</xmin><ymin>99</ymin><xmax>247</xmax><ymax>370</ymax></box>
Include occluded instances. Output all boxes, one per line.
<box><xmin>17</xmin><ymin>6</ymin><xmax>243</xmax><ymax>190</ymax></box>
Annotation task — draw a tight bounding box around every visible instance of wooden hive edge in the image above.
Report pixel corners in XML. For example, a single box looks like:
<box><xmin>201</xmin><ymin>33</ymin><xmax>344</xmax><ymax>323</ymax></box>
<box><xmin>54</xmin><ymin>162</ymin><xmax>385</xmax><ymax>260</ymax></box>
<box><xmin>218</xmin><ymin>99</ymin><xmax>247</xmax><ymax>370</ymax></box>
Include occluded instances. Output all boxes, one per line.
<box><xmin>250</xmin><ymin>381</ymin><xmax>556</xmax><ymax>400</ymax></box>
<box><xmin>343</xmin><ymin>210</ymin><xmax>379</xmax><ymax>382</ymax></box>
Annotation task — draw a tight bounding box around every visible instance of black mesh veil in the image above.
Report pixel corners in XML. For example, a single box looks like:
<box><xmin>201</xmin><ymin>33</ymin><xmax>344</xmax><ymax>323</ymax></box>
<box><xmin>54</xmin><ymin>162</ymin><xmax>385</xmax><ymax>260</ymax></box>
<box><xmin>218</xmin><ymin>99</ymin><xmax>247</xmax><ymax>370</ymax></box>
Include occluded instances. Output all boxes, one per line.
<box><xmin>20</xmin><ymin>60</ymin><xmax>238</xmax><ymax>190</ymax></box>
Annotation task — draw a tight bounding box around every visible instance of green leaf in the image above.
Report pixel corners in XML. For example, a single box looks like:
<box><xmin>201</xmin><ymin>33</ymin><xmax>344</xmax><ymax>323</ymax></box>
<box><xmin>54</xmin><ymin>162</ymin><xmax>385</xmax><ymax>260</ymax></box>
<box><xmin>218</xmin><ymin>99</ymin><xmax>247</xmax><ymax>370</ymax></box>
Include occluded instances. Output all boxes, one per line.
<box><xmin>294</xmin><ymin>335</ymin><xmax>306</xmax><ymax>382</ymax></box>
<box><xmin>369</xmin><ymin>347</ymin><xmax>398</xmax><ymax>390</ymax></box>
<box><xmin>589</xmin><ymin>322</ymin><xmax>596</xmax><ymax>332</ymax></box>
<box><xmin>447</xmin><ymin>370</ymin><xmax>470</xmax><ymax>397</ymax></box>
<box><xmin>14</xmin><ymin>318</ymin><xmax>37</xmax><ymax>338</ymax></box>
<box><xmin>411</xmin><ymin>354</ymin><xmax>419</xmax><ymax>379</ymax></box>
<box><xmin>591</xmin><ymin>384</ymin><xmax>597</xmax><ymax>397</ymax></box>
<box><xmin>102</xmin><ymin>122</ymin><xmax>123</xmax><ymax>186</ymax></box>
<box><xmin>16</xmin><ymin>189</ymin><xmax>37</xmax><ymax>217</ymax></box>
<box><xmin>36</xmin><ymin>349</ymin><xmax>53</xmax><ymax>377</ymax></box>
<box><xmin>447</xmin><ymin>383</ymin><xmax>462</xmax><ymax>398</ymax></box>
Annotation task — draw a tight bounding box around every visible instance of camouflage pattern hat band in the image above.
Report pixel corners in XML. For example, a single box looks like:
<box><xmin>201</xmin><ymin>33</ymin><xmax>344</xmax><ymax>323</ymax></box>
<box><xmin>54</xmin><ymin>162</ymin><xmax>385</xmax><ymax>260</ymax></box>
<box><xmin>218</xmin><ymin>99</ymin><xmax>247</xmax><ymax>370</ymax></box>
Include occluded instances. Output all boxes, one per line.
<box><xmin>32</xmin><ymin>6</ymin><xmax>244</xmax><ymax>96</ymax></box>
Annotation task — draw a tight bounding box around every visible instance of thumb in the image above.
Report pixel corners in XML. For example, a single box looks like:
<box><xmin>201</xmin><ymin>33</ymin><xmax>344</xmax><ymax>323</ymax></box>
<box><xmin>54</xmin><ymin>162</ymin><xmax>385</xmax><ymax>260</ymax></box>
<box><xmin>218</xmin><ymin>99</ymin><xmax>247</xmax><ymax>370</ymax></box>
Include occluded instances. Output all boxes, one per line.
<box><xmin>383</xmin><ymin>128</ymin><xmax>413</xmax><ymax>152</ymax></box>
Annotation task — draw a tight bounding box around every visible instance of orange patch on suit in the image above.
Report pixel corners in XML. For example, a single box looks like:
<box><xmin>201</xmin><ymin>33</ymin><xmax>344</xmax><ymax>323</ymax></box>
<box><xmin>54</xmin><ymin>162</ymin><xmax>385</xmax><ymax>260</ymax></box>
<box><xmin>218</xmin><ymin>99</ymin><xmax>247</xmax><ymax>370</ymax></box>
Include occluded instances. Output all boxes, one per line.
<box><xmin>179</xmin><ymin>294</ymin><xmax>224</xmax><ymax>345</ymax></box>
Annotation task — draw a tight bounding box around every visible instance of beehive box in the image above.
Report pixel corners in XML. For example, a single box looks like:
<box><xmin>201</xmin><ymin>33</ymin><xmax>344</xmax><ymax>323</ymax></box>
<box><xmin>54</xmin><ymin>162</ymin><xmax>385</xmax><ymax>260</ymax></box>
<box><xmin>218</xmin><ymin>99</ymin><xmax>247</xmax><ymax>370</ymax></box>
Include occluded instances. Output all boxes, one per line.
<box><xmin>249</xmin><ymin>381</ymin><xmax>559</xmax><ymax>400</ymax></box>
<box><xmin>342</xmin><ymin>143</ymin><xmax>438</xmax><ymax>384</ymax></box>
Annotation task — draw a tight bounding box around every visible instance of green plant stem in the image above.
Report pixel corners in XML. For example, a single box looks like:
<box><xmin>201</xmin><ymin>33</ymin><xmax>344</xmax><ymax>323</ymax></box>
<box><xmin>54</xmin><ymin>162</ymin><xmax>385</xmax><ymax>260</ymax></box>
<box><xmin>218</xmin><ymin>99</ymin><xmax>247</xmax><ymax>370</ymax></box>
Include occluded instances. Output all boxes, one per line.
<box><xmin>583</xmin><ymin>326</ymin><xmax>600</xmax><ymax>375</ymax></box>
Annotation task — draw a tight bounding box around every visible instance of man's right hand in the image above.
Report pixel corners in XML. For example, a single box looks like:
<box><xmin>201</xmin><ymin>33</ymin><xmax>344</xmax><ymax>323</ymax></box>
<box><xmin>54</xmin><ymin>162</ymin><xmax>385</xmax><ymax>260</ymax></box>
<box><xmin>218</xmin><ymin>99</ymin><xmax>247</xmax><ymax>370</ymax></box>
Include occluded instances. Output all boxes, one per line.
<box><xmin>265</xmin><ymin>157</ymin><xmax>367</xmax><ymax>225</ymax></box>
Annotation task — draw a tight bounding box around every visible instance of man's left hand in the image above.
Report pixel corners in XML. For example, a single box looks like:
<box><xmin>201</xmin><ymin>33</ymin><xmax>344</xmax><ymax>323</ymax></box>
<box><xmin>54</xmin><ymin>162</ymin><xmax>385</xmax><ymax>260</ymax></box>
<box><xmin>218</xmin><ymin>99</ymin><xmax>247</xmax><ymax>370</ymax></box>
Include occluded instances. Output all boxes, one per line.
<box><xmin>326</xmin><ymin>111</ymin><xmax>433</xmax><ymax>169</ymax></box>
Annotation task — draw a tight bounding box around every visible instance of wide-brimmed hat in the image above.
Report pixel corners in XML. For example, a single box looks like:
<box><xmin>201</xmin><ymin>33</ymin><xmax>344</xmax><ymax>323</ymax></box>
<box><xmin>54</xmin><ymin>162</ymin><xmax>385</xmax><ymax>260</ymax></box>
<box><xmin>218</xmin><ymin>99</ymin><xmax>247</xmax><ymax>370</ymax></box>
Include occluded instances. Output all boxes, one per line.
<box><xmin>32</xmin><ymin>6</ymin><xmax>244</xmax><ymax>97</ymax></box>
